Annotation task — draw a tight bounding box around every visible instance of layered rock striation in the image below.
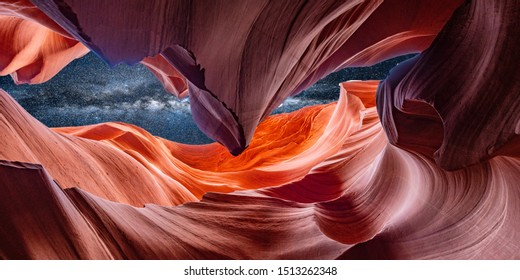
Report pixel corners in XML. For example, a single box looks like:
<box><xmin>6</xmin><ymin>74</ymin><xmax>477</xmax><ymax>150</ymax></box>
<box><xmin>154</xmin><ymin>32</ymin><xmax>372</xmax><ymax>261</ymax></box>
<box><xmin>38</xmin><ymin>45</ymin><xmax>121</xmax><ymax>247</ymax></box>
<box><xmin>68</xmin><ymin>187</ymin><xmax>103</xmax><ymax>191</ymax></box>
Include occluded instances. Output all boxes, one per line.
<box><xmin>0</xmin><ymin>0</ymin><xmax>519</xmax><ymax>259</ymax></box>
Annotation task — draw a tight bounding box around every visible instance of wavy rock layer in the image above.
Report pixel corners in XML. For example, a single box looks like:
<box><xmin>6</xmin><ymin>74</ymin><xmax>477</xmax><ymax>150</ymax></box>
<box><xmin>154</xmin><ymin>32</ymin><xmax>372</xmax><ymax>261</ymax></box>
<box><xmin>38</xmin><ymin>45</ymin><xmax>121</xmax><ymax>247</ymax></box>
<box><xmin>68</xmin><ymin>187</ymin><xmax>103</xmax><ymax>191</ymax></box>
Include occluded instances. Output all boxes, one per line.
<box><xmin>377</xmin><ymin>0</ymin><xmax>520</xmax><ymax>170</ymax></box>
<box><xmin>31</xmin><ymin>0</ymin><xmax>464</xmax><ymax>154</ymax></box>
<box><xmin>141</xmin><ymin>55</ymin><xmax>188</xmax><ymax>98</ymax></box>
<box><xmin>0</xmin><ymin>82</ymin><xmax>367</xmax><ymax>206</ymax></box>
<box><xmin>1</xmin><ymin>79</ymin><xmax>519</xmax><ymax>259</ymax></box>
<box><xmin>0</xmin><ymin>0</ymin><xmax>519</xmax><ymax>260</ymax></box>
<box><xmin>0</xmin><ymin>0</ymin><xmax>88</xmax><ymax>84</ymax></box>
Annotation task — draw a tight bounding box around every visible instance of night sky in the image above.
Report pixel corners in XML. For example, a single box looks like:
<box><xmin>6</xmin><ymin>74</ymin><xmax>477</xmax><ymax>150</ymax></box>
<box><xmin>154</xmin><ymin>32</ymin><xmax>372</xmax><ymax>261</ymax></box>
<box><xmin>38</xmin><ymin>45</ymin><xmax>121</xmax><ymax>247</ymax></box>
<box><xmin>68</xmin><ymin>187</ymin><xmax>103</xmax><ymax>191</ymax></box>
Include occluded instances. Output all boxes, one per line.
<box><xmin>0</xmin><ymin>53</ymin><xmax>415</xmax><ymax>144</ymax></box>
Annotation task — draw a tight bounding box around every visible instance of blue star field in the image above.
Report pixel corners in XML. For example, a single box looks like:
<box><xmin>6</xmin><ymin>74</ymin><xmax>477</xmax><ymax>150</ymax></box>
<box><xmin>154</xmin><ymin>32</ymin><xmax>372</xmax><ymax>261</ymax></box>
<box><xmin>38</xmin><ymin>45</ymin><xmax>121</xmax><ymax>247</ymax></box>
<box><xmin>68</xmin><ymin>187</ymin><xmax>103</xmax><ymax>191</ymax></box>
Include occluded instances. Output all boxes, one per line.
<box><xmin>0</xmin><ymin>53</ymin><xmax>415</xmax><ymax>144</ymax></box>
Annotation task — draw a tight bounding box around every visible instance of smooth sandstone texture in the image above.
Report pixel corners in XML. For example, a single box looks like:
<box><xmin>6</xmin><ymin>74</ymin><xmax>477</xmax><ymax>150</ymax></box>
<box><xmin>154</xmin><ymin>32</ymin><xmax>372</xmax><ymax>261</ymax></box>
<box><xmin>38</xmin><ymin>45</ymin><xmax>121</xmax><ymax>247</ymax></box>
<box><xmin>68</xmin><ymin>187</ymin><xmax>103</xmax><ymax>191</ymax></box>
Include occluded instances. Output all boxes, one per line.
<box><xmin>31</xmin><ymin>0</ymin><xmax>464</xmax><ymax>154</ymax></box>
<box><xmin>0</xmin><ymin>1</ymin><xmax>185</xmax><ymax>97</ymax></box>
<box><xmin>141</xmin><ymin>55</ymin><xmax>188</xmax><ymax>98</ymax></box>
<box><xmin>0</xmin><ymin>0</ymin><xmax>88</xmax><ymax>84</ymax></box>
<box><xmin>0</xmin><ymin>84</ymin><xmax>360</xmax><ymax>206</ymax></box>
<box><xmin>1</xmin><ymin>80</ymin><xmax>519</xmax><ymax>259</ymax></box>
<box><xmin>0</xmin><ymin>0</ymin><xmax>518</xmax><ymax>260</ymax></box>
<box><xmin>377</xmin><ymin>0</ymin><xmax>520</xmax><ymax>170</ymax></box>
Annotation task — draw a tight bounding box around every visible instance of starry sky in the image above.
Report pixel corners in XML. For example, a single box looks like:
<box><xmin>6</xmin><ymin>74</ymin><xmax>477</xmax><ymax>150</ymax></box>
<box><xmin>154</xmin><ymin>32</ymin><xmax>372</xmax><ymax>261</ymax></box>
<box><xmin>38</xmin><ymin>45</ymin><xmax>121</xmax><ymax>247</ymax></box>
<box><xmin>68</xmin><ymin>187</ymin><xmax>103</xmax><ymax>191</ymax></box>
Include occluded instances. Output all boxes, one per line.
<box><xmin>0</xmin><ymin>53</ymin><xmax>415</xmax><ymax>144</ymax></box>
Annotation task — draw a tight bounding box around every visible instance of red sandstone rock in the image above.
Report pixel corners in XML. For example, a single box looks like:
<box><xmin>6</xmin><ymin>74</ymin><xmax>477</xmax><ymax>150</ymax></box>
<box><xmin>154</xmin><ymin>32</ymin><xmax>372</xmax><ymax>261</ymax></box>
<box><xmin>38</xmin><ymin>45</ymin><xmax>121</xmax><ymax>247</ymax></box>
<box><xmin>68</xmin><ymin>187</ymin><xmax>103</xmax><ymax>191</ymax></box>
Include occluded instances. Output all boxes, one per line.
<box><xmin>1</xmin><ymin>80</ymin><xmax>519</xmax><ymax>259</ymax></box>
<box><xmin>0</xmin><ymin>0</ymin><xmax>88</xmax><ymax>84</ymax></box>
<box><xmin>377</xmin><ymin>0</ymin><xmax>520</xmax><ymax>169</ymax></box>
<box><xmin>31</xmin><ymin>0</ymin><xmax>464</xmax><ymax>153</ymax></box>
<box><xmin>141</xmin><ymin>55</ymin><xmax>188</xmax><ymax>98</ymax></box>
<box><xmin>0</xmin><ymin>0</ymin><xmax>518</xmax><ymax>260</ymax></box>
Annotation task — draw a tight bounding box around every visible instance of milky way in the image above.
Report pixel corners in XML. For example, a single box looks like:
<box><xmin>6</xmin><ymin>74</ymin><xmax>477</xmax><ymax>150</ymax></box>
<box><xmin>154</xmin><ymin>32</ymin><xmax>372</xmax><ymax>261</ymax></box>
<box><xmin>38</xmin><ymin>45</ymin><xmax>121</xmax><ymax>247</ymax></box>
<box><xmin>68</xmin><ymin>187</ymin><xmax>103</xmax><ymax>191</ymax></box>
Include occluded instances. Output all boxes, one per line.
<box><xmin>0</xmin><ymin>53</ymin><xmax>414</xmax><ymax>144</ymax></box>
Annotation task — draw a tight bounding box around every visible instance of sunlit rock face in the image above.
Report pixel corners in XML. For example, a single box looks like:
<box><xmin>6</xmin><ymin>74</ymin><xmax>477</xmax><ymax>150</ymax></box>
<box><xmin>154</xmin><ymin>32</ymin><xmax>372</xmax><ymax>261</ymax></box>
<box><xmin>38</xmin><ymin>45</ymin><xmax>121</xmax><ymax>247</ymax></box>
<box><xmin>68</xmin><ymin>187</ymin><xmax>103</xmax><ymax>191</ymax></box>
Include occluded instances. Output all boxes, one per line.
<box><xmin>0</xmin><ymin>0</ymin><xmax>519</xmax><ymax>259</ymax></box>
<box><xmin>0</xmin><ymin>83</ymin><xmax>361</xmax><ymax>207</ymax></box>
<box><xmin>1</xmin><ymin>81</ymin><xmax>519</xmax><ymax>260</ymax></box>
<box><xmin>0</xmin><ymin>0</ymin><xmax>88</xmax><ymax>84</ymax></box>
<box><xmin>31</xmin><ymin>0</ymin><xmax>464</xmax><ymax>154</ymax></box>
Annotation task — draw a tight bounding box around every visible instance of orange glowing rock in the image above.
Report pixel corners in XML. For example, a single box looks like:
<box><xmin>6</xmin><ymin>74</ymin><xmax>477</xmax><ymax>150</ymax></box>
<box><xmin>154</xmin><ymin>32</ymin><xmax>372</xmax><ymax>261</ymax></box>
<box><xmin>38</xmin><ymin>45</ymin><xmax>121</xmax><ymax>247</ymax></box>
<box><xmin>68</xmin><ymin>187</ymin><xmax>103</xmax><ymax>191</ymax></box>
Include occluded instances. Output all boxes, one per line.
<box><xmin>55</xmin><ymin>82</ymin><xmax>366</xmax><ymax>199</ymax></box>
<box><xmin>1</xmin><ymin>81</ymin><xmax>369</xmax><ymax>206</ymax></box>
<box><xmin>0</xmin><ymin>1</ymin><xmax>88</xmax><ymax>84</ymax></box>
<box><xmin>1</xmin><ymin>80</ymin><xmax>519</xmax><ymax>259</ymax></box>
<box><xmin>141</xmin><ymin>55</ymin><xmax>188</xmax><ymax>98</ymax></box>
<box><xmin>31</xmin><ymin>0</ymin><xmax>464</xmax><ymax>154</ymax></box>
<box><xmin>0</xmin><ymin>0</ymin><xmax>519</xmax><ymax>260</ymax></box>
